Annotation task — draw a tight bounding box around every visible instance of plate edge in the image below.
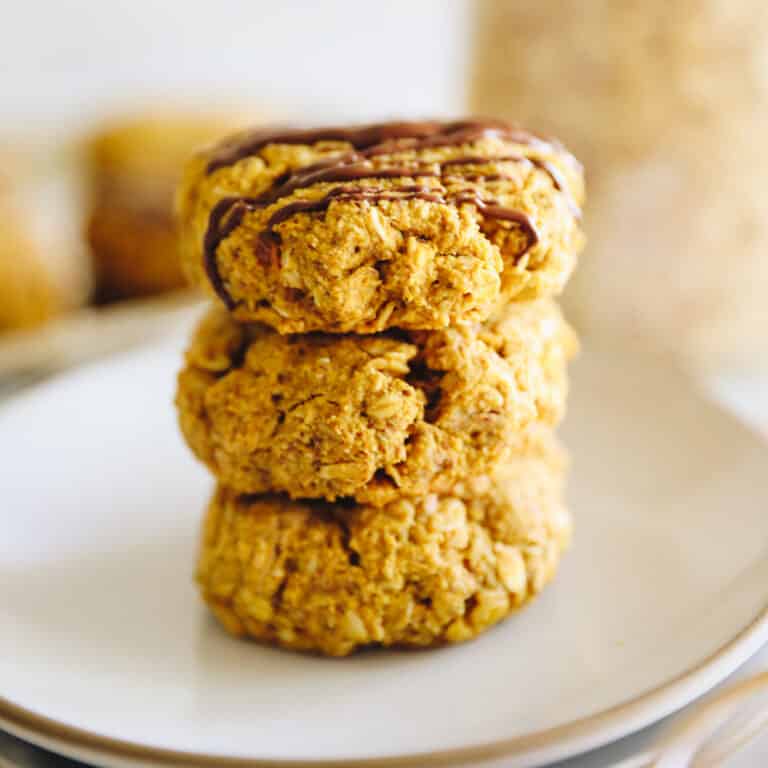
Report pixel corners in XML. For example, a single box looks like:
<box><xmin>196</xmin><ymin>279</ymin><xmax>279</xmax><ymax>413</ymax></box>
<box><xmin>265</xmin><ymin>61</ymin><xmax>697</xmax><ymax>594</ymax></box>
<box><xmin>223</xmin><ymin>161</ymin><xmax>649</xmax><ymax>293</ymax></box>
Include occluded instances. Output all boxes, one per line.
<box><xmin>1</xmin><ymin>603</ymin><xmax>767</xmax><ymax>768</ymax></box>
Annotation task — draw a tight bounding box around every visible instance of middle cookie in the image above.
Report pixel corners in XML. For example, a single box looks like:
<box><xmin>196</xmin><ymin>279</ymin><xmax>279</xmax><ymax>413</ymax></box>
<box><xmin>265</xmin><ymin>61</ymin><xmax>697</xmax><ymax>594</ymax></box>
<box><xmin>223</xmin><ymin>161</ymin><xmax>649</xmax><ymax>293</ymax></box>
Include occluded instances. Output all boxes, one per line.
<box><xmin>176</xmin><ymin>299</ymin><xmax>575</xmax><ymax>505</ymax></box>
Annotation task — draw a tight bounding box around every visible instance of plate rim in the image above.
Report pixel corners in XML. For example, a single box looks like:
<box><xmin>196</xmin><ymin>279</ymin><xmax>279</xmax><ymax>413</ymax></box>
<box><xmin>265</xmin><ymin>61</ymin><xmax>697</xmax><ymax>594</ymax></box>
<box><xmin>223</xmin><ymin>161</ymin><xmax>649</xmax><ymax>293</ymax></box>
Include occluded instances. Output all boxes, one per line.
<box><xmin>2</xmin><ymin>605</ymin><xmax>767</xmax><ymax>768</ymax></box>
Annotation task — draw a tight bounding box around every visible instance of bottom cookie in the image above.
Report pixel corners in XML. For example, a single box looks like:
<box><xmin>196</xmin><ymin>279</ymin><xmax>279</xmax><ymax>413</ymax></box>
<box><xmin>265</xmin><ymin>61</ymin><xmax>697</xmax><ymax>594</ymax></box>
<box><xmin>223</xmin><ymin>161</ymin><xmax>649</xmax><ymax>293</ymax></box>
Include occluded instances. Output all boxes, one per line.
<box><xmin>197</xmin><ymin>435</ymin><xmax>571</xmax><ymax>656</ymax></box>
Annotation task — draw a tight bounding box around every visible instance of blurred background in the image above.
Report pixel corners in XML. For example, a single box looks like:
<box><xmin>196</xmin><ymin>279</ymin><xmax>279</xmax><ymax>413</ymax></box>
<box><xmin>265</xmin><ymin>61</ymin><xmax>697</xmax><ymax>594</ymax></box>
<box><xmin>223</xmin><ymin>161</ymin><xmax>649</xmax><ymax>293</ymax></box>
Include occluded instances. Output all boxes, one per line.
<box><xmin>1</xmin><ymin>0</ymin><xmax>766</xmax><ymax>386</ymax></box>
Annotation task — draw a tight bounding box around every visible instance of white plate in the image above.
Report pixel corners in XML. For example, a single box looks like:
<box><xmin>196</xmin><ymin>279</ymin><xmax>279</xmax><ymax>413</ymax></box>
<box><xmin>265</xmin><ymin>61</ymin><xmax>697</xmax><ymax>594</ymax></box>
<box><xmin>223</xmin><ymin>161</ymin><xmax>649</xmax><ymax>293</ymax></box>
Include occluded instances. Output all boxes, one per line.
<box><xmin>1</xmin><ymin>335</ymin><xmax>767</xmax><ymax>768</ymax></box>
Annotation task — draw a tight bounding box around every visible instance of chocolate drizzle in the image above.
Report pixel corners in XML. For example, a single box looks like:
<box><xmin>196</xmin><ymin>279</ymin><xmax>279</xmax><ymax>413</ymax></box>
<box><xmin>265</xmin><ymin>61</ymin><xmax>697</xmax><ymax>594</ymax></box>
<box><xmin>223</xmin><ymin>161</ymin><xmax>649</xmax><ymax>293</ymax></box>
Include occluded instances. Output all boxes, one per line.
<box><xmin>442</xmin><ymin>155</ymin><xmax>580</xmax><ymax>218</ymax></box>
<box><xmin>205</xmin><ymin>119</ymin><xmax>540</xmax><ymax>175</ymax></box>
<box><xmin>201</xmin><ymin>119</ymin><xmax>578</xmax><ymax>309</ymax></box>
<box><xmin>203</xmin><ymin>197</ymin><xmax>252</xmax><ymax>305</ymax></box>
<box><xmin>250</xmin><ymin>160</ymin><xmax>439</xmax><ymax>207</ymax></box>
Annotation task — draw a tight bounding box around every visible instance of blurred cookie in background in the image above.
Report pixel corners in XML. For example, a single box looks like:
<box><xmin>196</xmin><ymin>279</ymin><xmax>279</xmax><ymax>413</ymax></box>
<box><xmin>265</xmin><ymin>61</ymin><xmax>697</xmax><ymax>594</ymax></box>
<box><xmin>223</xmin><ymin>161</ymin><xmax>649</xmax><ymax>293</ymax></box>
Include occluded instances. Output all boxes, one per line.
<box><xmin>0</xmin><ymin>144</ymin><xmax>89</xmax><ymax>333</ymax></box>
<box><xmin>85</xmin><ymin>113</ymin><xmax>249</xmax><ymax>303</ymax></box>
<box><xmin>0</xmin><ymin>201</ymin><xmax>55</xmax><ymax>331</ymax></box>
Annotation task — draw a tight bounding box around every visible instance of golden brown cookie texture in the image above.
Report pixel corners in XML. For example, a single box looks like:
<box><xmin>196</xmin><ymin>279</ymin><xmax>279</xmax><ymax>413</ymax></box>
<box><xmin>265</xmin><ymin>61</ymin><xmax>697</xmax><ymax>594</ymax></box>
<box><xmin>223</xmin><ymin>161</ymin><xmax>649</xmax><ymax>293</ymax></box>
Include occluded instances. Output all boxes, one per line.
<box><xmin>0</xmin><ymin>204</ymin><xmax>56</xmax><ymax>331</ymax></box>
<box><xmin>176</xmin><ymin>299</ymin><xmax>576</xmax><ymax>504</ymax></box>
<box><xmin>86</xmin><ymin>206</ymin><xmax>184</xmax><ymax>302</ymax></box>
<box><xmin>177</xmin><ymin>119</ymin><xmax>584</xmax><ymax>333</ymax></box>
<box><xmin>85</xmin><ymin>114</ymin><xmax>246</xmax><ymax>302</ymax></box>
<box><xmin>197</xmin><ymin>439</ymin><xmax>571</xmax><ymax>657</ymax></box>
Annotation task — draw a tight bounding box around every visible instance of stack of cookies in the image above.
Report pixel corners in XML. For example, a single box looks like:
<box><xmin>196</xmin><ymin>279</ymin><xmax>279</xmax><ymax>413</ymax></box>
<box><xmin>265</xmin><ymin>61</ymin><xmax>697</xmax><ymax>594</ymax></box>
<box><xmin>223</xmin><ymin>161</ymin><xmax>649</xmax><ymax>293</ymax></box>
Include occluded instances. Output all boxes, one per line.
<box><xmin>174</xmin><ymin>120</ymin><xmax>584</xmax><ymax>656</ymax></box>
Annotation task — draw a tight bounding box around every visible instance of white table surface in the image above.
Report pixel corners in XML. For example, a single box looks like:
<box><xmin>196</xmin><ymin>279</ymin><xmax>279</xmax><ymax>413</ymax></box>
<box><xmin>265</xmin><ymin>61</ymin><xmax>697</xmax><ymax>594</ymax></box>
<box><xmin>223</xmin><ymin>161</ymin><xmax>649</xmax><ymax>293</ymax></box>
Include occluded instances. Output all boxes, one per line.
<box><xmin>1</xmin><ymin>369</ymin><xmax>766</xmax><ymax>768</ymax></box>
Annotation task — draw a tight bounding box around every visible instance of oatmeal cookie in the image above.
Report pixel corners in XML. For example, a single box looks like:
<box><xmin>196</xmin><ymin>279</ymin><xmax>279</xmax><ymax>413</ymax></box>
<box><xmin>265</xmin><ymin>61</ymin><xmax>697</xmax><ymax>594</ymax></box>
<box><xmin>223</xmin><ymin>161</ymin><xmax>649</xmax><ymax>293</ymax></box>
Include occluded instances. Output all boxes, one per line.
<box><xmin>85</xmin><ymin>113</ymin><xmax>246</xmax><ymax>302</ymax></box>
<box><xmin>197</xmin><ymin>440</ymin><xmax>571</xmax><ymax>656</ymax></box>
<box><xmin>177</xmin><ymin>119</ymin><xmax>584</xmax><ymax>333</ymax></box>
<box><xmin>176</xmin><ymin>299</ymin><xmax>575</xmax><ymax>504</ymax></box>
<box><xmin>0</xmin><ymin>202</ymin><xmax>56</xmax><ymax>331</ymax></box>
<box><xmin>86</xmin><ymin>205</ymin><xmax>185</xmax><ymax>302</ymax></box>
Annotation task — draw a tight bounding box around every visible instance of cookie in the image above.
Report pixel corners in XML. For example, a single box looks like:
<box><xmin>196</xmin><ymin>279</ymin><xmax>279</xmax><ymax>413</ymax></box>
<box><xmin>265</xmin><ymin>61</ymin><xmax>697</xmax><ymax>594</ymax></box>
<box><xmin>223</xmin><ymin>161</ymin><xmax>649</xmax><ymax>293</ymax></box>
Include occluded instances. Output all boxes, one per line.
<box><xmin>86</xmin><ymin>206</ymin><xmax>185</xmax><ymax>303</ymax></box>
<box><xmin>197</xmin><ymin>438</ymin><xmax>571</xmax><ymax>656</ymax></box>
<box><xmin>85</xmin><ymin>113</ymin><xmax>245</xmax><ymax>302</ymax></box>
<box><xmin>177</xmin><ymin>119</ymin><xmax>584</xmax><ymax>333</ymax></box>
<box><xmin>176</xmin><ymin>298</ymin><xmax>576</xmax><ymax>504</ymax></box>
<box><xmin>0</xmin><ymin>201</ymin><xmax>56</xmax><ymax>331</ymax></box>
<box><xmin>0</xmin><ymin>148</ymin><xmax>92</xmax><ymax>332</ymax></box>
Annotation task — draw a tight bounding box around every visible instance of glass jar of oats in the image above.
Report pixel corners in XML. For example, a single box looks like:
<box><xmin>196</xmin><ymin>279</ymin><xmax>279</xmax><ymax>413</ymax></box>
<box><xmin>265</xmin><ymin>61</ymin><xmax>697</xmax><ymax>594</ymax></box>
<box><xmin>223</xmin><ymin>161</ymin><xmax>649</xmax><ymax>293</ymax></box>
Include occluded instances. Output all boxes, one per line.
<box><xmin>472</xmin><ymin>0</ymin><xmax>768</xmax><ymax>372</ymax></box>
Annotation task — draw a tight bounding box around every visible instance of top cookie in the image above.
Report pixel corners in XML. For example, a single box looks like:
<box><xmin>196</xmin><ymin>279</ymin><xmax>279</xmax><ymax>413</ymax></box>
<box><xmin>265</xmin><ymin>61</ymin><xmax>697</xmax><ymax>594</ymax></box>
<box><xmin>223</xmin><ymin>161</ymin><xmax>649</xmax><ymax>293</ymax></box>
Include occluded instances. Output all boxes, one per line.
<box><xmin>178</xmin><ymin>119</ymin><xmax>584</xmax><ymax>333</ymax></box>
